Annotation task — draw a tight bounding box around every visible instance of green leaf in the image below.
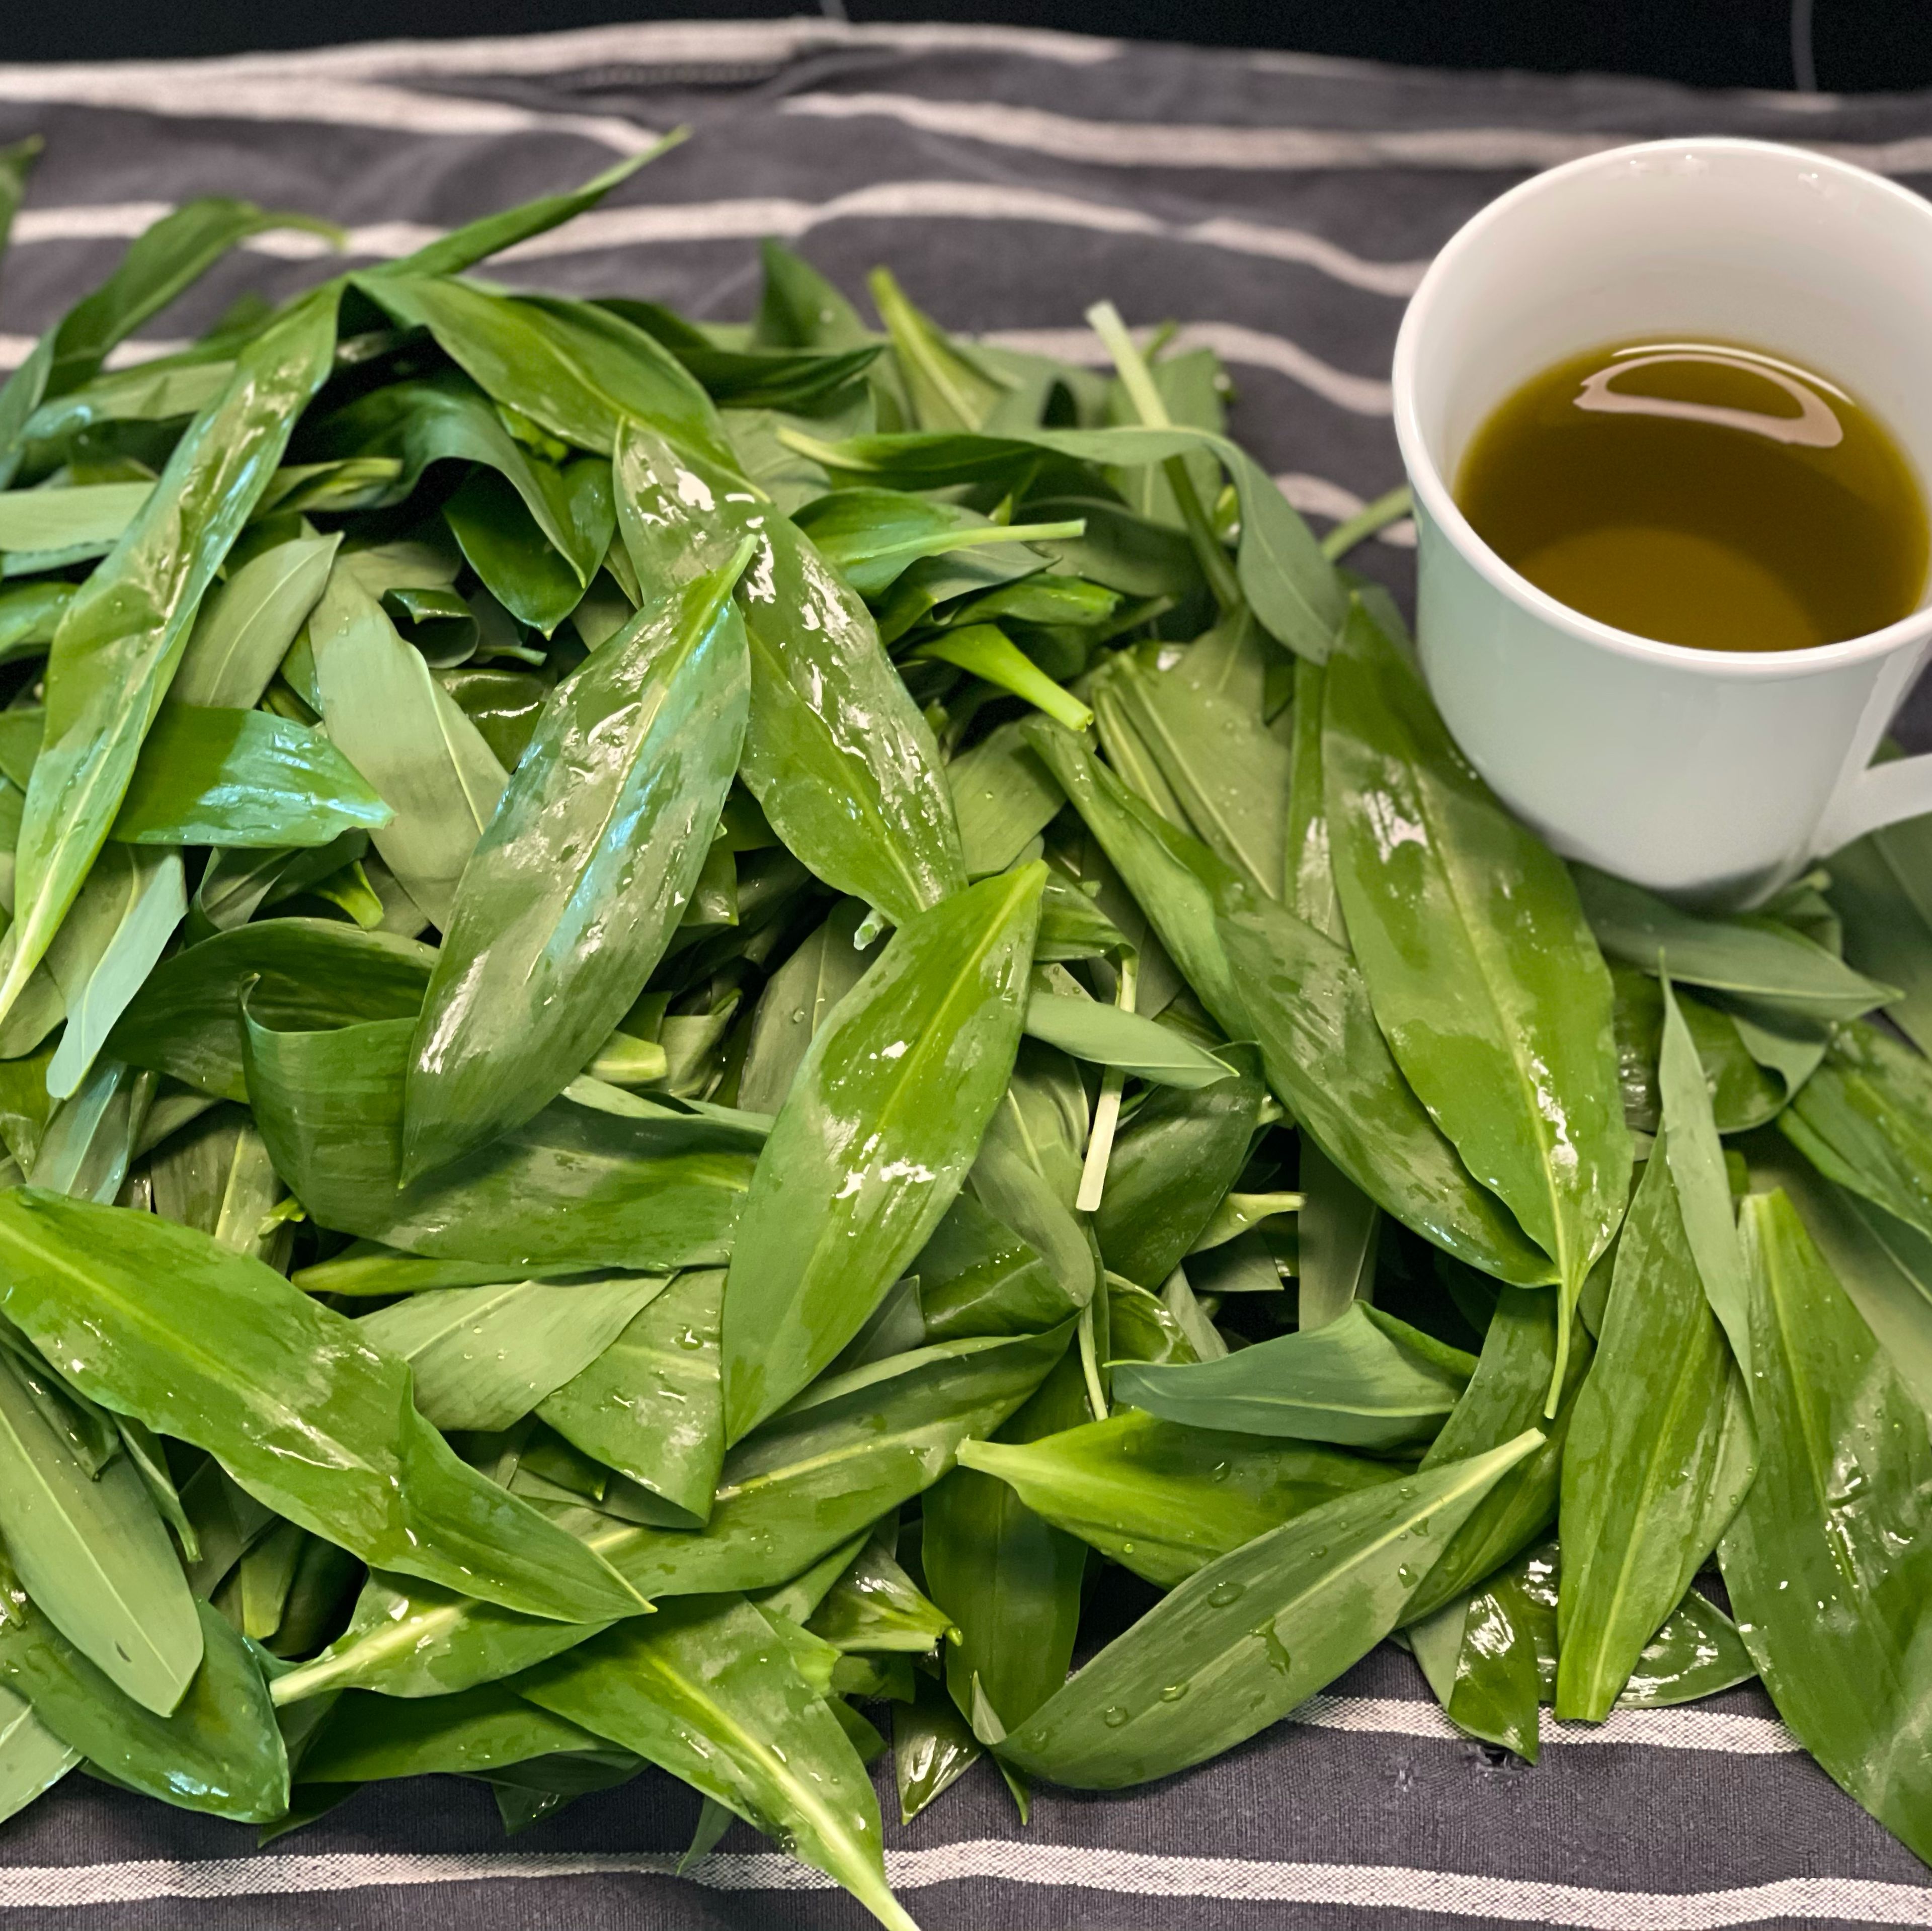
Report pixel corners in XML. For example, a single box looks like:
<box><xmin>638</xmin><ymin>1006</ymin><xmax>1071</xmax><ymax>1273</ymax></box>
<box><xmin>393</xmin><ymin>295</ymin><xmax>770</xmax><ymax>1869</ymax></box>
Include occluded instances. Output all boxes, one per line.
<box><xmin>1028</xmin><ymin>719</ymin><xmax>1553</xmax><ymax>1286</ymax></box>
<box><xmin>401</xmin><ymin>543</ymin><xmax>752</xmax><ymax>1179</ymax></box>
<box><xmin>615</xmin><ymin>423</ymin><xmax>965</xmax><ymax>928</ymax></box>
<box><xmin>1828</xmin><ymin>818</ymin><xmax>1932</xmax><ymax>1054</ymax></box>
<box><xmin>307</xmin><ymin>566</ymin><xmax>508</xmax><ymax>929</ymax></box>
<box><xmin>786</xmin><ymin>424</ymin><xmax>1344</xmax><ymax>661</ymax></box>
<box><xmin>0</xmin><ymin>197</ymin><xmax>339</xmax><ymax>488</ymax></box>
<box><xmin>356</xmin><ymin>1275</ymin><xmax>667</xmax><ymax>1433</ymax></box>
<box><xmin>170</xmin><ymin>531</ymin><xmax>339</xmax><ymax>710</ymax></box>
<box><xmin>1295</xmin><ymin>1140</ymin><xmax>1380</xmax><ymax>1330</ymax></box>
<box><xmin>0</xmin><ymin>1578</ymin><xmax>287</xmax><ymax>1822</ymax></box>
<box><xmin>0</xmin><ymin>1682</ymin><xmax>78</xmax><ymax>1828</ymax></box>
<box><xmin>0</xmin><ymin>1191</ymin><xmax>646</xmax><ymax>1625</ymax></box>
<box><xmin>1114</xmin><ymin>1302</ymin><xmax>1473</xmax><ymax>1449</ymax></box>
<box><xmin>736</xmin><ymin>901</ymin><xmax>874</xmax><ymax>1117</ymax></box>
<box><xmin>0</xmin><ymin>1346</ymin><xmax>202</xmax><ymax>1715</ymax></box>
<box><xmin>1611</xmin><ymin>966</ymin><xmax>1782</xmax><ymax>1135</ymax></box>
<box><xmin>1660</xmin><ymin>977</ymin><xmax>1756</xmax><ymax>1380</ymax></box>
<box><xmin>1781</xmin><ymin>1021</ymin><xmax>1932</xmax><ymax>1252</ymax></box>
<box><xmin>1574</xmin><ymin>861</ymin><xmax>1894</xmax><ymax>1024</ymax></box>
<box><xmin>915</xmin><ymin>1194</ymin><xmax>1070</xmax><ymax>1341</ymax></box>
<box><xmin>109</xmin><ymin>918</ymin><xmax>434</xmax><ymax>1102</ymax></box>
<box><xmin>0</xmin><ymin>287</ymin><xmax>339</xmax><ymax>1028</ymax></box>
<box><xmin>443</xmin><ymin>461</ymin><xmax>606</xmax><ymax>636</ymax></box>
<box><xmin>1403</xmin><ymin>1284</ymin><xmax>1594</xmax><ymax>1624</ymax></box>
<box><xmin>1022</xmin><ymin>989</ymin><xmax>1227</xmax><ymax>1088</ymax></box>
<box><xmin>273</xmin><ymin>1327</ymin><xmax>1066</xmax><ymax>1704</ymax></box>
<box><xmin>520</xmin><ymin>1594</ymin><xmax>918</xmax><ymax>1931</ymax></box>
<box><xmin>754</xmin><ymin>240</ymin><xmax>872</xmax><ymax>352</ymax></box>
<box><xmin>806</xmin><ymin>1537</ymin><xmax>953</xmax><ymax>1655</ymax></box>
<box><xmin>1743</xmin><ymin>1129</ymin><xmax>1932</xmax><ymax>1413</ymax></box>
<box><xmin>1619</xmin><ymin>1585</ymin><xmax>1757</xmax><ymax>1707</ymax></box>
<box><xmin>997</xmin><ymin>1429</ymin><xmax>1541</xmax><ymax>1788</ymax></box>
<box><xmin>922</xmin><ymin>1351</ymin><xmax>1089</xmax><ymax>1737</ymax></box>
<box><xmin>246</xmin><ymin>1011</ymin><xmax>758</xmax><ymax>1272</ymax></box>
<box><xmin>721</xmin><ymin>864</ymin><xmax>1043</xmax><ymax>1439</ymax></box>
<box><xmin>44</xmin><ymin>846</ymin><xmax>186</xmax><ymax>1100</ymax></box>
<box><xmin>299</xmin><ymin>1683</ymin><xmax>601</xmax><ymax>1783</ymax></box>
<box><xmin>1719</xmin><ymin>1189</ymin><xmax>1932</xmax><ymax>1863</ymax></box>
<box><xmin>1323</xmin><ymin>602</ymin><xmax>1629</xmax><ymax>1315</ymax></box>
<box><xmin>111</xmin><ymin>705</ymin><xmax>391</xmax><ymax>848</ymax></box>
<box><xmin>1093</xmin><ymin>1044</ymin><xmax>1264</xmax><ymax>1290</ymax></box>
<box><xmin>1556</xmin><ymin>1136</ymin><xmax>1754</xmax><ymax>1720</ymax></box>
<box><xmin>957</xmin><ymin>1404</ymin><xmax>1401</xmax><ymax>1589</ymax></box>
<box><xmin>372</xmin><ymin>149</ymin><xmax>677</xmax><ymax>281</ymax></box>
<box><xmin>354</xmin><ymin>276</ymin><xmax>734</xmax><ymax>473</ymax></box>
<box><xmin>0</xmin><ymin>482</ymin><xmax>153</xmax><ymax>554</ymax></box>
<box><xmin>1417</xmin><ymin>1540</ymin><xmax>1554</xmax><ymax>1761</ymax></box>
<box><xmin>948</xmin><ymin>719</ymin><xmax>1063</xmax><ymax>880</ymax></box>
<box><xmin>894</xmin><ymin>1671</ymin><xmax>981</xmax><ymax>1826</ymax></box>
<box><xmin>307</xmin><ymin>372</ymin><xmax>602</xmax><ymax>582</ymax></box>
<box><xmin>537</xmin><ymin>1268</ymin><xmax>725</xmax><ymax>1524</ymax></box>
<box><xmin>1088</xmin><ymin>623</ymin><xmax>1292</xmax><ymax>898</ymax></box>
<box><xmin>792</xmin><ymin>488</ymin><xmax>1076</xmax><ymax>600</ymax></box>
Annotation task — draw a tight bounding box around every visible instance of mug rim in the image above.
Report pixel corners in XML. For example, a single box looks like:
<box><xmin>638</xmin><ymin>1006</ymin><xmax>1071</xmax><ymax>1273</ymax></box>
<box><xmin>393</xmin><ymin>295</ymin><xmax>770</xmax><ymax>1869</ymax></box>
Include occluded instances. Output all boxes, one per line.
<box><xmin>1391</xmin><ymin>134</ymin><xmax>1932</xmax><ymax>683</ymax></box>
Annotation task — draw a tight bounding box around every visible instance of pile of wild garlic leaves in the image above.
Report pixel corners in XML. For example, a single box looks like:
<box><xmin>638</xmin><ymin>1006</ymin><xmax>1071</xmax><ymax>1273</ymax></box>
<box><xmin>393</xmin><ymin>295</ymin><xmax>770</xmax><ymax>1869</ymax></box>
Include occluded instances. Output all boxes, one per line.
<box><xmin>0</xmin><ymin>131</ymin><xmax>1929</xmax><ymax>1927</ymax></box>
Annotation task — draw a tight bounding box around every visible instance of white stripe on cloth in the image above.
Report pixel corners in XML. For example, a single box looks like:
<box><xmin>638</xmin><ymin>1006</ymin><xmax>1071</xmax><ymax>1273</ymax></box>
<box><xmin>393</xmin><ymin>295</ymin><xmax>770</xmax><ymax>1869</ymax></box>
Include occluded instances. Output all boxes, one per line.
<box><xmin>1295</xmin><ymin>1693</ymin><xmax>1796</xmax><ymax>1753</ymax></box>
<box><xmin>978</xmin><ymin>324</ymin><xmax>1393</xmax><ymax>417</ymax></box>
<box><xmin>1273</xmin><ymin>472</ymin><xmax>1417</xmax><ymax>545</ymax></box>
<box><xmin>6</xmin><ymin>185</ymin><xmax>1428</xmax><ymax>303</ymax></box>
<box><xmin>781</xmin><ymin>91</ymin><xmax>1932</xmax><ymax>177</ymax></box>
<box><xmin>0</xmin><ymin>1846</ymin><xmax>1922</xmax><ymax>1927</ymax></box>
<box><xmin>0</xmin><ymin>71</ymin><xmax>659</xmax><ymax>155</ymax></box>
<box><xmin>0</xmin><ymin>21</ymin><xmax>1119</xmax><ymax>94</ymax></box>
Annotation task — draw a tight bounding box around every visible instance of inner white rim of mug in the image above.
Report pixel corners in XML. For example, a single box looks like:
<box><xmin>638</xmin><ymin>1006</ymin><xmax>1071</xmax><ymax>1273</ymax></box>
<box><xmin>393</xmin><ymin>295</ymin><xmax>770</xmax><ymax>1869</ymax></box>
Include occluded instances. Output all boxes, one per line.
<box><xmin>1392</xmin><ymin>134</ymin><xmax>1932</xmax><ymax>683</ymax></box>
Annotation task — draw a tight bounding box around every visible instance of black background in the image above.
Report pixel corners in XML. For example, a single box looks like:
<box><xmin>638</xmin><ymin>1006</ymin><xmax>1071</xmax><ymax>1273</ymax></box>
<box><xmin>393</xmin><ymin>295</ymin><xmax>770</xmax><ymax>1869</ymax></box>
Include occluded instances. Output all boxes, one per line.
<box><xmin>2</xmin><ymin>0</ymin><xmax>1930</xmax><ymax>94</ymax></box>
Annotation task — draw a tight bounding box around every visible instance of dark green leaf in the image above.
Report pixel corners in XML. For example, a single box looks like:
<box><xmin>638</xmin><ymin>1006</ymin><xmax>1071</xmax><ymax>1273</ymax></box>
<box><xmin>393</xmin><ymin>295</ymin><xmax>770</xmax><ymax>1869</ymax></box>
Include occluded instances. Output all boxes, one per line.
<box><xmin>0</xmin><ymin>1578</ymin><xmax>287</xmax><ymax>1821</ymax></box>
<box><xmin>997</xmin><ymin>1430</ymin><xmax>1541</xmax><ymax>1788</ymax></box>
<box><xmin>299</xmin><ymin>1683</ymin><xmax>600</xmax><ymax>1783</ymax></box>
<box><xmin>170</xmin><ymin>531</ymin><xmax>338</xmax><ymax>710</ymax></box>
<box><xmin>1781</xmin><ymin>1021</ymin><xmax>1932</xmax><ymax>1250</ymax></box>
<box><xmin>1093</xmin><ymin>1045</ymin><xmax>1264</xmax><ymax>1290</ymax></box>
<box><xmin>922</xmin><ymin>1351</ymin><xmax>1089</xmax><ymax>1735</ymax></box>
<box><xmin>721</xmin><ymin>865</ymin><xmax>1043</xmax><ymax>1438</ymax></box>
<box><xmin>736</xmin><ymin>901</ymin><xmax>873</xmax><ymax>1118</ymax></box>
<box><xmin>1114</xmin><ymin>1302</ymin><xmax>1473</xmax><ymax>1449</ymax></box>
<box><xmin>272</xmin><ymin>1326</ymin><xmax>1065</xmax><ymax>1703</ymax></box>
<box><xmin>537</xmin><ymin>1268</ymin><xmax>725</xmax><ymax>1524</ymax></box>
<box><xmin>112</xmin><ymin>705</ymin><xmax>390</xmax><ymax>848</ymax></box>
<box><xmin>1719</xmin><ymin>1189</ymin><xmax>1932</xmax><ymax>1863</ymax></box>
<box><xmin>957</xmin><ymin>1404</ymin><xmax>1401</xmax><ymax>1589</ymax></box>
<box><xmin>520</xmin><ymin>1594</ymin><xmax>918</xmax><ymax>1931</ymax></box>
<box><xmin>402</xmin><ymin>544</ymin><xmax>751</xmax><ymax>1178</ymax></box>
<box><xmin>1611</xmin><ymin>966</ymin><xmax>1782</xmax><ymax>1134</ymax></box>
<box><xmin>357</xmin><ymin>1275</ymin><xmax>667</xmax><ymax>1433</ymax></box>
<box><xmin>109</xmin><ymin>918</ymin><xmax>434</xmax><ymax>1102</ymax></box>
<box><xmin>0</xmin><ymin>1191</ymin><xmax>646</xmax><ymax>1624</ymax></box>
<box><xmin>614</xmin><ymin>424</ymin><xmax>964</xmax><ymax>928</ymax></box>
<box><xmin>1557</xmin><ymin>1137</ymin><xmax>1753</xmax><ymax>1720</ymax></box>
<box><xmin>307</xmin><ymin>566</ymin><xmax>508</xmax><ymax>929</ymax></box>
<box><xmin>1575</xmin><ymin>862</ymin><xmax>1893</xmax><ymax>1023</ymax></box>
<box><xmin>0</xmin><ymin>287</ymin><xmax>339</xmax><ymax>1027</ymax></box>
<box><xmin>1324</xmin><ymin>603</ymin><xmax>1629</xmax><ymax>1314</ymax></box>
<box><xmin>246</xmin><ymin>1012</ymin><xmax>758</xmax><ymax>1272</ymax></box>
<box><xmin>1403</xmin><ymin>1285</ymin><xmax>1594</xmax><ymax>1624</ymax></box>
<box><xmin>0</xmin><ymin>1346</ymin><xmax>202</xmax><ymax>1714</ymax></box>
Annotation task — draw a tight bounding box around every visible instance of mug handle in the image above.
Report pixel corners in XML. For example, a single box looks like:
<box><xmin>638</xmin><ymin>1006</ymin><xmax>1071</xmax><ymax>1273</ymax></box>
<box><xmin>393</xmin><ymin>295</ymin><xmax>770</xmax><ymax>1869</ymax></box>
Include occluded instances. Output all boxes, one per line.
<box><xmin>1814</xmin><ymin>752</ymin><xmax>1932</xmax><ymax>856</ymax></box>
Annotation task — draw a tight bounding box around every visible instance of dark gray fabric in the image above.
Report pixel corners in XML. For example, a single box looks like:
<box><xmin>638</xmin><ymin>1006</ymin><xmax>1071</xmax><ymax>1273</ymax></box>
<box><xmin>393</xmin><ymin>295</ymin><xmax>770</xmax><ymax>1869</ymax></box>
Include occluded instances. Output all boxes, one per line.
<box><xmin>0</xmin><ymin>23</ymin><xmax>1928</xmax><ymax>1928</ymax></box>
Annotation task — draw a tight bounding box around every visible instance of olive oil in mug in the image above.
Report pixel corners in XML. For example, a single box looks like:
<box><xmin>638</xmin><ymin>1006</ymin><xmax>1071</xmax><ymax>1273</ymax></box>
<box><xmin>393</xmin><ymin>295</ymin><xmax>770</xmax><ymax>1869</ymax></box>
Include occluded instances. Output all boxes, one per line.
<box><xmin>1455</xmin><ymin>339</ymin><xmax>1929</xmax><ymax>652</ymax></box>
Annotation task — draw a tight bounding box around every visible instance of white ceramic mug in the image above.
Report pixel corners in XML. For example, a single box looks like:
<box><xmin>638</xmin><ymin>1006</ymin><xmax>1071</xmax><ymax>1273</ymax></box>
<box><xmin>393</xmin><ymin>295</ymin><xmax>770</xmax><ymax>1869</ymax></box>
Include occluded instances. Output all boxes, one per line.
<box><xmin>1393</xmin><ymin>136</ymin><xmax>1932</xmax><ymax>903</ymax></box>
